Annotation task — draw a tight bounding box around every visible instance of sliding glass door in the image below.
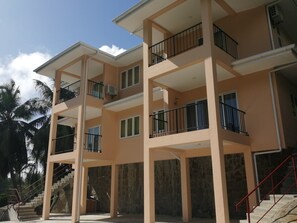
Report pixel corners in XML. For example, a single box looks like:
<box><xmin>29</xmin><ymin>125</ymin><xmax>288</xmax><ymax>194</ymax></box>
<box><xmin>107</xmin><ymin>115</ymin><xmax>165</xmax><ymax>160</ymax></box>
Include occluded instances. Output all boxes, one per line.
<box><xmin>186</xmin><ymin>100</ymin><xmax>208</xmax><ymax>131</ymax></box>
<box><xmin>220</xmin><ymin>92</ymin><xmax>240</xmax><ymax>132</ymax></box>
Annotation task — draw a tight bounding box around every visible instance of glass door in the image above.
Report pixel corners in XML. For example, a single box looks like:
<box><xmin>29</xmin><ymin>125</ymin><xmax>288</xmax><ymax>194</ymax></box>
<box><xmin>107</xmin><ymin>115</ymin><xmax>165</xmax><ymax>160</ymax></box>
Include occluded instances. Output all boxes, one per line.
<box><xmin>220</xmin><ymin>92</ymin><xmax>239</xmax><ymax>132</ymax></box>
<box><xmin>186</xmin><ymin>99</ymin><xmax>208</xmax><ymax>131</ymax></box>
<box><xmin>87</xmin><ymin>126</ymin><xmax>100</xmax><ymax>152</ymax></box>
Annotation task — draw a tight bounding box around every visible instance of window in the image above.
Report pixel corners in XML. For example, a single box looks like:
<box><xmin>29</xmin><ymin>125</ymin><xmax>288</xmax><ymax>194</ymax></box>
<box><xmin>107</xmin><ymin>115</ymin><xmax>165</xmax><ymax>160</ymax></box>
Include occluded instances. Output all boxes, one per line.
<box><xmin>120</xmin><ymin>116</ymin><xmax>140</xmax><ymax>138</ymax></box>
<box><xmin>290</xmin><ymin>94</ymin><xmax>297</xmax><ymax>118</ymax></box>
<box><xmin>121</xmin><ymin>66</ymin><xmax>140</xmax><ymax>89</ymax></box>
<box><xmin>87</xmin><ymin>126</ymin><xmax>100</xmax><ymax>152</ymax></box>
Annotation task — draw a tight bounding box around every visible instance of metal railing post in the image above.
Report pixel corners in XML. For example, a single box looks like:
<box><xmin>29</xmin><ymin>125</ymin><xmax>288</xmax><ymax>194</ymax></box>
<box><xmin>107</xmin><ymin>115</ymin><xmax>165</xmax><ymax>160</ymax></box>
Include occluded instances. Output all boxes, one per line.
<box><xmin>246</xmin><ymin>197</ymin><xmax>251</xmax><ymax>223</ymax></box>
<box><xmin>292</xmin><ymin>156</ymin><xmax>297</xmax><ymax>188</ymax></box>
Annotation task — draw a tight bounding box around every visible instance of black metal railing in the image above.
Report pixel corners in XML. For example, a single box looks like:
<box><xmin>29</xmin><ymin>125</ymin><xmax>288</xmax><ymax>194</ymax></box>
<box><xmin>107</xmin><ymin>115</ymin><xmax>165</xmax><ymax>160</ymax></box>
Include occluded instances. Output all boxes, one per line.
<box><xmin>149</xmin><ymin>23</ymin><xmax>238</xmax><ymax>66</ymax></box>
<box><xmin>87</xmin><ymin>80</ymin><xmax>104</xmax><ymax>99</ymax></box>
<box><xmin>57</xmin><ymin>81</ymin><xmax>80</xmax><ymax>103</ymax></box>
<box><xmin>149</xmin><ymin>23</ymin><xmax>203</xmax><ymax>66</ymax></box>
<box><xmin>150</xmin><ymin>101</ymin><xmax>247</xmax><ymax>138</ymax></box>
<box><xmin>53</xmin><ymin>133</ymin><xmax>76</xmax><ymax>154</ymax></box>
<box><xmin>56</xmin><ymin>80</ymin><xmax>104</xmax><ymax>103</ymax></box>
<box><xmin>53</xmin><ymin>133</ymin><xmax>102</xmax><ymax>154</ymax></box>
<box><xmin>219</xmin><ymin>102</ymin><xmax>247</xmax><ymax>135</ymax></box>
<box><xmin>213</xmin><ymin>24</ymin><xmax>238</xmax><ymax>59</ymax></box>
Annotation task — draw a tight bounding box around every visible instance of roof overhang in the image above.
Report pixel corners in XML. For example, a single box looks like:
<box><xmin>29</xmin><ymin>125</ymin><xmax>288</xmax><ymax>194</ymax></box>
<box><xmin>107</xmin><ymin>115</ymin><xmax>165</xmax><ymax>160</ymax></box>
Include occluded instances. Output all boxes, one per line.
<box><xmin>34</xmin><ymin>42</ymin><xmax>143</xmax><ymax>80</ymax></box>
<box><xmin>113</xmin><ymin>0</ymin><xmax>275</xmax><ymax>39</ymax></box>
<box><xmin>232</xmin><ymin>44</ymin><xmax>297</xmax><ymax>75</ymax></box>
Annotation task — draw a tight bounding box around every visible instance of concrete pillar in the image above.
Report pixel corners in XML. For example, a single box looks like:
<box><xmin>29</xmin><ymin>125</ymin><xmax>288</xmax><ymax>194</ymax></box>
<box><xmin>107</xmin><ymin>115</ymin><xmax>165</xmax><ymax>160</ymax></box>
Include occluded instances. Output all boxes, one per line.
<box><xmin>143</xmin><ymin>19</ymin><xmax>152</xmax><ymax>70</ymax></box>
<box><xmin>80</xmin><ymin>166</ymin><xmax>88</xmax><ymax>214</ymax></box>
<box><xmin>180</xmin><ymin>155</ymin><xmax>192</xmax><ymax>222</ymax></box>
<box><xmin>143</xmin><ymin>54</ymin><xmax>154</xmax><ymax>223</ymax></box>
<box><xmin>201</xmin><ymin>0</ymin><xmax>230</xmax><ymax>222</ymax></box>
<box><xmin>244</xmin><ymin>150</ymin><xmax>257</xmax><ymax>208</ymax></box>
<box><xmin>42</xmin><ymin>162</ymin><xmax>54</xmax><ymax>220</ymax></box>
<box><xmin>42</xmin><ymin>71</ymin><xmax>61</xmax><ymax>220</ymax></box>
<box><xmin>71</xmin><ymin>57</ymin><xmax>88</xmax><ymax>223</ymax></box>
<box><xmin>143</xmin><ymin>17</ymin><xmax>156</xmax><ymax>223</ymax></box>
<box><xmin>110</xmin><ymin>163</ymin><xmax>119</xmax><ymax>217</ymax></box>
<box><xmin>144</xmin><ymin>148</ymin><xmax>155</xmax><ymax>223</ymax></box>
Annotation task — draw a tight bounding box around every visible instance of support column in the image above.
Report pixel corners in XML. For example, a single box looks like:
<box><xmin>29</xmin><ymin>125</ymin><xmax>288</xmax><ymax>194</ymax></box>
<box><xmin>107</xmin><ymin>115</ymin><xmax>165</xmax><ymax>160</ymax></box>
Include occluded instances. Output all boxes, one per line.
<box><xmin>42</xmin><ymin>162</ymin><xmax>54</xmax><ymax>220</ymax></box>
<box><xmin>143</xmin><ymin>17</ymin><xmax>155</xmax><ymax>223</ymax></box>
<box><xmin>71</xmin><ymin>57</ymin><xmax>88</xmax><ymax>223</ymax></box>
<box><xmin>144</xmin><ymin>148</ymin><xmax>155</xmax><ymax>223</ymax></box>
<box><xmin>42</xmin><ymin>71</ymin><xmax>61</xmax><ymax>220</ymax></box>
<box><xmin>201</xmin><ymin>0</ymin><xmax>230</xmax><ymax>222</ymax></box>
<box><xmin>80</xmin><ymin>166</ymin><xmax>88</xmax><ymax>214</ymax></box>
<box><xmin>143</xmin><ymin>75</ymin><xmax>154</xmax><ymax>222</ymax></box>
<box><xmin>244</xmin><ymin>150</ymin><xmax>257</xmax><ymax>208</ymax></box>
<box><xmin>180</xmin><ymin>155</ymin><xmax>192</xmax><ymax>222</ymax></box>
<box><xmin>110</xmin><ymin>163</ymin><xmax>119</xmax><ymax>217</ymax></box>
<box><xmin>206</xmin><ymin>56</ymin><xmax>230</xmax><ymax>223</ymax></box>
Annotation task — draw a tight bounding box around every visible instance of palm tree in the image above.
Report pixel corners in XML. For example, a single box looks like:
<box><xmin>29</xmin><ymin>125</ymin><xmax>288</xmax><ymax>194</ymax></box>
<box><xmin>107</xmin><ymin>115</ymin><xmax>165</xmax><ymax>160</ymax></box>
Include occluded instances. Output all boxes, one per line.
<box><xmin>0</xmin><ymin>79</ymin><xmax>48</xmax><ymax>188</ymax></box>
<box><xmin>31</xmin><ymin>79</ymin><xmax>74</xmax><ymax>174</ymax></box>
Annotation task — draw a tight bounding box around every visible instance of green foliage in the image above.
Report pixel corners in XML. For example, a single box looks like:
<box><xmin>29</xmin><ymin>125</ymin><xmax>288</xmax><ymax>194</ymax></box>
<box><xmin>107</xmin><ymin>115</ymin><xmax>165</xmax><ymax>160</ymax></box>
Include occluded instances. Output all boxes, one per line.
<box><xmin>31</xmin><ymin>79</ymin><xmax>74</xmax><ymax>174</ymax></box>
<box><xmin>0</xmin><ymin>79</ymin><xmax>47</xmax><ymax>188</ymax></box>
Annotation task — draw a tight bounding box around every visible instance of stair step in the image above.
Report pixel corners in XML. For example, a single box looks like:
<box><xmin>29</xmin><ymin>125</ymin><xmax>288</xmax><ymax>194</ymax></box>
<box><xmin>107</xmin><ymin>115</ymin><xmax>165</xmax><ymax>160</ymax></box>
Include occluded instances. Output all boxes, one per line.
<box><xmin>239</xmin><ymin>194</ymin><xmax>297</xmax><ymax>223</ymax></box>
<box><xmin>18</xmin><ymin>215</ymin><xmax>40</xmax><ymax>221</ymax></box>
<box><xmin>23</xmin><ymin>170</ymin><xmax>75</xmax><ymax>209</ymax></box>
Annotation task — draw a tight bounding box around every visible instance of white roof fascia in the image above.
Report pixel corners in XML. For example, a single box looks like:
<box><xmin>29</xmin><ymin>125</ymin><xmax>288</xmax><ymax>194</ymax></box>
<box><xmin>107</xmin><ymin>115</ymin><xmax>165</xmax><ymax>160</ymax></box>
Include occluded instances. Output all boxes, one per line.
<box><xmin>232</xmin><ymin>44</ymin><xmax>297</xmax><ymax>75</ymax></box>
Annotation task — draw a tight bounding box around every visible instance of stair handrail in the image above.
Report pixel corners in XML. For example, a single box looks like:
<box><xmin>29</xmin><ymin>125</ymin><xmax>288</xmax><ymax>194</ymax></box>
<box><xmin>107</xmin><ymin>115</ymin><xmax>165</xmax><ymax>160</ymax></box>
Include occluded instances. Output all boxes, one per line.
<box><xmin>21</xmin><ymin>164</ymin><xmax>66</xmax><ymax>196</ymax></box>
<box><xmin>235</xmin><ymin>154</ymin><xmax>297</xmax><ymax>223</ymax></box>
<box><xmin>20</xmin><ymin>164</ymin><xmax>72</xmax><ymax>205</ymax></box>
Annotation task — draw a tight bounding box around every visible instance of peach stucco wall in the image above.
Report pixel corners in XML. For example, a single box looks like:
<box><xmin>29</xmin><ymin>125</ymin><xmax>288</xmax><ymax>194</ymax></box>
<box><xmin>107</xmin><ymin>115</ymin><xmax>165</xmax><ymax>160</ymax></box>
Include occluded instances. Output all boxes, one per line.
<box><xmin>114</xmin><ymin>105</ymin><xmax>143</xmax><ymax>164</ymax></box>
<box><xmin>215</xmin><ymin>5</ymin><xmax>271</xmax><ymax>59</ymax></box>
<box><xmin>95</xmin><ymin>69</ymin><xmax>281</xmax><ymax>166</ymax></box>
<box><xmin>118</xmin><ymin>61</ymin><xmax>143</xmax><ymax>99</ymax></box>
<box><xmin>181</xmin><ymin>70</ymin><xmax>279</xmax><ymax>152</ymax></box>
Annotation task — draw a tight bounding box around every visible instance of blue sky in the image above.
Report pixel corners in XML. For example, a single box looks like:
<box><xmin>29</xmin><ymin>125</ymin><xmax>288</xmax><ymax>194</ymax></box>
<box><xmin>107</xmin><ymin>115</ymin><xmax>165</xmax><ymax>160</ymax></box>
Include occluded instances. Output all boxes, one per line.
<box><xmin>0</xmin><ymin>0</ymin><xmax>142</xmax><ymax>100</ymax></box>
<box><xmin>0</xmin><ymin>0</ymin><xmax>141</xmax><ymax>57</ymax></box>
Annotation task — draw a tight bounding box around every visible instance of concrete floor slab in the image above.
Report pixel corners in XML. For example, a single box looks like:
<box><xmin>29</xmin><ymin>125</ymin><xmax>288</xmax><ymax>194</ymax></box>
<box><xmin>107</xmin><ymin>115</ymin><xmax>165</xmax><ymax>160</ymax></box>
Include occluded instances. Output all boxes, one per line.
<box><xmin>1</xmin><ymin>213</ymin><xmax>240</xmax><ymax>223</ymax></box>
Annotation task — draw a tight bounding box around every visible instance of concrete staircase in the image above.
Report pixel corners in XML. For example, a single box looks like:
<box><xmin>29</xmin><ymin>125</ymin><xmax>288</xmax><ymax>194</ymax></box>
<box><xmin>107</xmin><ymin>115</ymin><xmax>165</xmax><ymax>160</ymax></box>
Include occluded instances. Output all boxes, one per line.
<box><xmin>16</xmin><ymin>171</ymin><xmax>74</xmax><ymax>221</ymax></box>
<box><xmin>17</xmin><ymin>206</ymin><xmax>40</xmax><ymax>221</ymax></box>
<box><xmin>239</xmin><ymin>194</ymin><xmax>296</xmax><ymax>223</ymax></box>
<box><xmin>25</xmin><ymin>171</ymin><xmax>74</xmax><ymax>208</ymax></box>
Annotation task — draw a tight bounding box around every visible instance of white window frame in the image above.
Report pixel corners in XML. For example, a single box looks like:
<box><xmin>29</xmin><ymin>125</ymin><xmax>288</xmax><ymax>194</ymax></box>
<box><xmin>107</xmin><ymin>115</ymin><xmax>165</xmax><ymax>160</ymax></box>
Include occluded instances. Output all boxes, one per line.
<box><xmin>120</xmin><ymin>116</ymin><xmax>140</xmax><ymax>138</ymax></box>
<box><xmin>121</xmin><ymin>65</ymin><xmax>140</xmax><ymax>89</ymax></box>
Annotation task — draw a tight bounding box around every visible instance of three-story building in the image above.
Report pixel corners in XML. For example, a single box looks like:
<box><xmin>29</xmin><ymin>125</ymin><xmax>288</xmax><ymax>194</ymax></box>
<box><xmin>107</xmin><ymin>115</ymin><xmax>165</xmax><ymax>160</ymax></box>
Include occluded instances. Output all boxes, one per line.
<box><xmin>35</xmin><ymin>0</ymin><xmax>297</xmax><ymax>222</ymax></box>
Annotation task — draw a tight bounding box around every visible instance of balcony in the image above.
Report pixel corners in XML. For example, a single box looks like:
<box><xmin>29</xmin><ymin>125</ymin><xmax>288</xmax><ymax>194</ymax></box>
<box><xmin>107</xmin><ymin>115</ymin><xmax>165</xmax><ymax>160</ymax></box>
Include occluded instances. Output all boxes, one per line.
<box><xmin>150</xmin><ymin>101</ymin><xmax>247</xmax><ymax>138</ymax></box>
<box><xmin>56</xmin><ymin>80</ymin><xmax>104</xmax><ymax>104</ymax></box>
<box><xmin>53</xmin><ymin>133</ymin><xmax>102</xmax><ymax>154</ymax></box>
<box><xmin>149</xmin><ymin>23</ymin><xmax>238</xmax><ymax>66</ymax></box>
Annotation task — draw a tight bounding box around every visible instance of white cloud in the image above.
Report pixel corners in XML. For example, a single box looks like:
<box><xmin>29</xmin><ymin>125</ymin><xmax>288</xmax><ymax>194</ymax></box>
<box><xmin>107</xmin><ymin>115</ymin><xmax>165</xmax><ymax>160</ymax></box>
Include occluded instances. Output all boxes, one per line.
<box><xmin>99</xmin><ymin>44</ymin><xmax>126</xmax><ymax>56</ymax></box>
<box><xmin>0</xmin><ymin>52</ymin><xmax>52</xmax><ymax>102</ymax></box>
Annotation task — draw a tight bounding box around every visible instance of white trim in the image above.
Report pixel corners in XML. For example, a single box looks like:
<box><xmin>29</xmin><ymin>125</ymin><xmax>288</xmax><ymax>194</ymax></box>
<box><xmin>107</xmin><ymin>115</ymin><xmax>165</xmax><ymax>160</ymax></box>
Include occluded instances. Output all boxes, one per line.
<box><xmin>120</xmin><ymin>65</ymin><xmax>140</xmax><ymax>90</ymax></box>
<box><xmin>120</xmin><ymin>115</ymin><xmax>141</xmax><ymax>139</ymax></box>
